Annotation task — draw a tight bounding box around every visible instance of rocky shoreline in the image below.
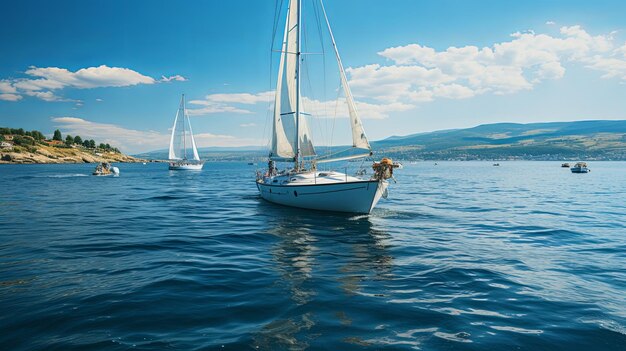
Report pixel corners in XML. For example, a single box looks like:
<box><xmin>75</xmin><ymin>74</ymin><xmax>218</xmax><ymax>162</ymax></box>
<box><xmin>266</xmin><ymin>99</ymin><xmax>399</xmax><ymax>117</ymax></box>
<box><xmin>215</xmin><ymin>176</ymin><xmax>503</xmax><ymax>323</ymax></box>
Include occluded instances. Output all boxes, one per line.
<box><xmin>0</xmin><ymin>144</ymin><xmax>151</xmax><ymax>164</ymax></box>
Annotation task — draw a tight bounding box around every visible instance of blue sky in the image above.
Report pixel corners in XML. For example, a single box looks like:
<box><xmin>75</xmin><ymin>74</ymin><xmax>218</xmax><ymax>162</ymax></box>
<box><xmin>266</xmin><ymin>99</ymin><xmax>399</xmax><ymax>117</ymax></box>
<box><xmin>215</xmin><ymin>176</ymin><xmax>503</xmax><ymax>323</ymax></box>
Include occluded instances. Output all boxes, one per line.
<box><xmin>1</xmin><ymin>0</ymin><xmax>625</xmax><ymax>153</ymax></box>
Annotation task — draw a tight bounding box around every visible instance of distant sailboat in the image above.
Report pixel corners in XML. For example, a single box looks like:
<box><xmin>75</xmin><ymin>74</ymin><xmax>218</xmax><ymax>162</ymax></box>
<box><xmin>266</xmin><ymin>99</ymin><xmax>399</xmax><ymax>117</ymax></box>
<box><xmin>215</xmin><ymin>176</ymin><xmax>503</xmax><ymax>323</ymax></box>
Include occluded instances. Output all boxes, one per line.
<box><xmin>168</xmin><ymin>94</ymin><xmax>204</xmax><ymax>170</ymax></box>
<box><xmin>256</xmin><ymin>0</ymin><xmax>398</xmax><ymax>214</ymax></box>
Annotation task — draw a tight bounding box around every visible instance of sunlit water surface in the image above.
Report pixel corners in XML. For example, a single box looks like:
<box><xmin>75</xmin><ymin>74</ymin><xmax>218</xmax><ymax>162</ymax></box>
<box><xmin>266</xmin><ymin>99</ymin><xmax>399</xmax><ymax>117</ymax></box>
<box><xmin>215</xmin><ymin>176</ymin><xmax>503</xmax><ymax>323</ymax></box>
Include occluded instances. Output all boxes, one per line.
<box><xmin>1</xmin><ymin>161</ymin><xmax>625</xmax><ymax>350</ymax></box>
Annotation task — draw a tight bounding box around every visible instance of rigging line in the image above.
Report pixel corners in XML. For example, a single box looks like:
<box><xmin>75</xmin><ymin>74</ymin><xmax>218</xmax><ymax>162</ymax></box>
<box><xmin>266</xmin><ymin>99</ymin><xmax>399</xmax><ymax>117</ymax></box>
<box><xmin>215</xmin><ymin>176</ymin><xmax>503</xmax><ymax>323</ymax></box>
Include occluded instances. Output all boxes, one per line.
<box><xmin>329</xmin><ymin>77</ymin><xmax>342</xmax><ymax>159</ymax></box>
<box><xmin>315</xmin><ymin>146</ymin><xmax>362</xmax><ymax>160</ymax></box>
<box><xmin>265</xmin><ymin>0</ymin><xmax>284</xmax><ymax>152</ymax></box>
<box><xmin>311</xmin><ymin>0</ymin><xmax>328</xmax><ymax>155</ymax></box>
<box><xmin>270</xmin><ymin>0</ymin><xmax>283</xmax><ymax>51</ymax></box>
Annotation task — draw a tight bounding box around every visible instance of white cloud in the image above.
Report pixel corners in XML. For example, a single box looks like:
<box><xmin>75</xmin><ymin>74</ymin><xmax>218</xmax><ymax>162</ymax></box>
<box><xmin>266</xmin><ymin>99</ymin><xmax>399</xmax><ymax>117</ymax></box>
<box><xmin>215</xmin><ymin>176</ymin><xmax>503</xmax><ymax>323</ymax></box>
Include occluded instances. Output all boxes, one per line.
<box><xmin>187</xmin><ymin>103</ymin><xmax>253</xmax><ymax>116</ymax></box>
<box><xmin>52</xmin><ymin>116</ymin><xmax>166</xmax><ymax>153</ymax></box>
<box><xmin>203</xmin><ymin>91</ymin><xmax>275</xmax><ymax>104</ymax></box>
<box><xmin>24</xmin><ymin>91</ymin><xmax>78</xmax><ymax>102</ymax></box>
<box><xmin>3</xmin><ymin>65</ymin><xmax>185</xmax><ymax>102</ymax></box>
<box><xmin>95</xmin><ymin>98</ymin><xmax>103</xmax><ymax>102</ymax></box>
<box><xmin>0</xmin><ymin>80</ymin><xmax>17</xmax><ymax>93</ymax></box>
<box><xmin>98</xmin><ymin>24</ymin><xmax>623</xmax><ymax>124</ymax></box>
<box><xmin>51</xmin><ymin>116</ymin><xmax>259</xmax><ymax>153</ymax></box>
<box><xmin>433</xmin><ymin>84</ymin><xmax>476</xmax><ymax>99</ymax></box>
<box><xmin>187</xmin><ymin>91</ymin><xmax>274</xmax><ymax>116</ymax></box>
<box><xmin>160</xmin><ymin>75</ymin><xmax>187</xmax><ymax>82</ymax></box>
<box><xmin>186</xmin><ymin>89</ymin><xmax>410</xmax><ymax>120</ymax></box>
<box><xmin>301</xmin><ymin>96</ymin><xmax>413</xmax><ymax>120</ymax></box>
<box><xmin>355</xmin><ymin>24</ymin><xmax>624</xmax><ymax>105</ymax></box>
<box><xmin>546</xmin><ymin>21</ymin><xmax>555</xmax><ymax>25</ymax></box>
<box><xmin>617</xmin><ymin>42</ymin><xmax>626</xmax><ymax>58</ymax></box>
<box><xmin>583</xmin><ymin>56</ymin><xmax>626</xmax><ymax>79</ymax></box>
<box><xmin>20</xmin><ymin>65</ymin><xmax>156</xmax><ymax>90</ymax></box>
<box><xmin>240</xmin><ymin>123</ymin><xmax>257</xmax><ymax>127</ymax></box>
<box><xmin>0</xmin><ymin>93</ymin><xmax>22</xmax><ymax>101</ymax></box>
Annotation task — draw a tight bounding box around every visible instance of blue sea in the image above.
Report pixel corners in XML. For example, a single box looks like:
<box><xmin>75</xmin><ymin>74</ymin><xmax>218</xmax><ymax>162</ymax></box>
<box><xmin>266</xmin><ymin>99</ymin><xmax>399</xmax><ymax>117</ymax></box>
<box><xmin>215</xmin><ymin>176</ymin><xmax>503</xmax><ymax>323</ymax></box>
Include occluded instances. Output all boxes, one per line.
<box><xmin>1</xmin><ymin>161</ymin><xmax>625</xmax><ymax>350</ymax></box>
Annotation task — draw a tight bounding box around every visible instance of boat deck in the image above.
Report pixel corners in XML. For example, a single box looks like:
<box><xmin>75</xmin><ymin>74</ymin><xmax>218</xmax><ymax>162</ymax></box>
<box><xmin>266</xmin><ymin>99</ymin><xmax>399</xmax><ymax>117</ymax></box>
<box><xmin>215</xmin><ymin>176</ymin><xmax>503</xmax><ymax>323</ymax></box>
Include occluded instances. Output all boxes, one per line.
<box><xmin>261</xmin><ymin>171</ymin><xmax>368</xmax><ymax>186</ymax></box>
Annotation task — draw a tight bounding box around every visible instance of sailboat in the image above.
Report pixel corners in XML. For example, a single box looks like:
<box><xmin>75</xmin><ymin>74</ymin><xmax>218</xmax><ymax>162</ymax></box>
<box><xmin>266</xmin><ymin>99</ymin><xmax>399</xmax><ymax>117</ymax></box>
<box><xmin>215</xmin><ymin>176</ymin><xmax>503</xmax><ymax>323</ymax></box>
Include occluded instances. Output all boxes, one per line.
<box><xmin>168</xmin><ymin>94</ymin><xmax>204</xmax><ymax>170</ymax></box>
<box><xmin>256</xmin><ymin>0</ymin><xmax>398</xmax><ymax>214</ymax></box>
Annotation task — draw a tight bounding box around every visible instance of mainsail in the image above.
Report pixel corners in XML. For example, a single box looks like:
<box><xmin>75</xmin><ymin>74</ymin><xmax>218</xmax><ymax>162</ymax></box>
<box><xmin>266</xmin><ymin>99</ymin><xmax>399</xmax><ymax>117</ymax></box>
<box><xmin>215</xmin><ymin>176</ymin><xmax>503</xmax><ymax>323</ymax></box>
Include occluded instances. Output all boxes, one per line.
<box><xmin>169</xmin><ymin>95</ymin><xmax>200</xmax><ymax>161</ymax></box>
<box><xmin>270</xmin><ymin>0</ymin><xmax>371</xmax><ymax>165</ymax></box>
<box><xmin>270</xmin><ymin>0</ymin><xmax>315</xmax><ymax>162</ymax></box>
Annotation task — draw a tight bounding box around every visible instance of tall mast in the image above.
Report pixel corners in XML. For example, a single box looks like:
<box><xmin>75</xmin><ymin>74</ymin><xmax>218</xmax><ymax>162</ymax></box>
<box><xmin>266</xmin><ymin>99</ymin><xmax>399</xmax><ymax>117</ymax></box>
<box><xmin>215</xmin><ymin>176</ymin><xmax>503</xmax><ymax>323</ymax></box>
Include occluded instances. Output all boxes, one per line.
<box><xmin>182</xmin><ymin>94</ymin><xmax>187</xmax><ymax>160</ymax></box>
<box><xmin>294</xmin><ymin>0</ymin><xmax>302</xmax><ymax>171</ymax></box>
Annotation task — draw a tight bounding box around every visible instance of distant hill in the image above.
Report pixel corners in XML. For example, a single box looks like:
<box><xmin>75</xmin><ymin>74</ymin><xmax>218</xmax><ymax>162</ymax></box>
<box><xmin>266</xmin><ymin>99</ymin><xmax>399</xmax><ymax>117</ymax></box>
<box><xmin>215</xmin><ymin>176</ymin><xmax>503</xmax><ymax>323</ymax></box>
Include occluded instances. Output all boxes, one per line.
<box><xmin>139</xmin><ymin>120</ymin><xmax>626</xmax><ymax>161</ymax></box>
<box><xmin>372</xmin><ymin>120</ymin><xmax>626</xmax><ymax>161</ymax></box>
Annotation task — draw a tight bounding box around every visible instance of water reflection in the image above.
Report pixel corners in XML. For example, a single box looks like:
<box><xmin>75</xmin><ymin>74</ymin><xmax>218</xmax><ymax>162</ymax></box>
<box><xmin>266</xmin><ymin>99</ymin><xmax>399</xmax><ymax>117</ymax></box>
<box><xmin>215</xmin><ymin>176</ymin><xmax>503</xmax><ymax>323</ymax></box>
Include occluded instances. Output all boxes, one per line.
<box><xmin>252</xmin><ymin>201</ymin><xmax>393</xmax><ymax>349</ymax></box>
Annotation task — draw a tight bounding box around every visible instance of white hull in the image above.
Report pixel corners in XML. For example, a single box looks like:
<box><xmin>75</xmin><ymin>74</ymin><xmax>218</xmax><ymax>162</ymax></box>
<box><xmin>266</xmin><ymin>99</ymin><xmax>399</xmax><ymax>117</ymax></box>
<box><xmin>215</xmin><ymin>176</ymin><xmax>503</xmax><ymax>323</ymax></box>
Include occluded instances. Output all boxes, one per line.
<box><xmin>257</xmin><ymin>172</ymin><xmax>388</xmax><ymax>214</ymax></box>
<box><xmin>169</xmin><ymin>161</ymin><xmax>204</xmax><ymax>170</ymax></box>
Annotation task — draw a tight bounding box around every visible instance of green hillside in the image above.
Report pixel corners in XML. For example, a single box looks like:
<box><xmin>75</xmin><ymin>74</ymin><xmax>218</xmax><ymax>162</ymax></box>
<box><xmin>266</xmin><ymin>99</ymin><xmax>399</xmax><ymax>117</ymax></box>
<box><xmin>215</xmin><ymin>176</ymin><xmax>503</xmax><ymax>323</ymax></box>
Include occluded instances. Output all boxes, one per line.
<box><xmin>372</xmin><ymin>120</ymin><xmax>626</xmax><ymax>160</ymax></box>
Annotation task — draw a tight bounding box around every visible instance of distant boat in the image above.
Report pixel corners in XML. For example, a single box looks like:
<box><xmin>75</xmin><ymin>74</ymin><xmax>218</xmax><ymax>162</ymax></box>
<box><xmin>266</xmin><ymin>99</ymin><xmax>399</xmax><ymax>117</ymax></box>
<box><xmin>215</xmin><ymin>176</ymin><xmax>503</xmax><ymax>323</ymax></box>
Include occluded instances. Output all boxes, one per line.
<box><xmin>493</xmin><ymin>163</ymin><xmax>500</xmax><ymax>166</ymax></box>
<box><xmin>561</xmin><ymin>163</ymin><xmax>570</xmax><ymax>168</ymax></box>
<box><xmin>168</xmin><ymin>94</ymin><xmax>204</xmax><ymax>170</ymax></box>
<box><xmin>248</xmin><ymin>162</ymin><xmax>257</xmax><ymax>166</ymax></box>
<box><xmin>92</xmin><ymin>162</ymin><xmax>119</xmax><ymax>176</ymax></box>
<box><xmin>571</xmin><ymin>162</ymin><xmax>590</xmax><ymax>173</ymax></box>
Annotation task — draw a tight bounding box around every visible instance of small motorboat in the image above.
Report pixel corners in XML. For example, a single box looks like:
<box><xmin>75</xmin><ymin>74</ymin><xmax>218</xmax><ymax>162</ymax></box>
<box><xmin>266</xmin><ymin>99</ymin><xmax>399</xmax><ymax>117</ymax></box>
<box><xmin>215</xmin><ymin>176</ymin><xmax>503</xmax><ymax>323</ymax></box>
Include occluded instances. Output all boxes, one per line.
<box><xmin>493</xmin><ymin>163</ymin><xmax>500</xmax><ymax>166</ymax></box>
<box><xmin>93</xmin><ymin>162</ymin><xmax>119</xmax><ymax>176</ymax></box>
<box><xmin>571</xmin><ymin>162</ymin><xmax>590</xmax><ymax>173</ymax></box>
<box><xmin>561</xmin><ymin>163</ymin><xmax>570</xmax><ymax>168</ymax></box>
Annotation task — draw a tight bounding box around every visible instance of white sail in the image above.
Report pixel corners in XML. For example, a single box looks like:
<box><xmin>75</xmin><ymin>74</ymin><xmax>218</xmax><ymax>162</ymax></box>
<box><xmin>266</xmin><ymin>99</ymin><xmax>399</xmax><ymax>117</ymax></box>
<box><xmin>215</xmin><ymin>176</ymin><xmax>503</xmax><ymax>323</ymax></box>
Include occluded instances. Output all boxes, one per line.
<box><xmin>169</xmin><ymin>95</ymin><xmax>199</xmax><ymax>161</ymax></box>
<box><xmin>320</xmin><ymin>0</ymin><xmax>370</xmax><ymax>151</ymax></box>
<box><xmin>270</xmin><ymin>0</ymin><xmax>315</xmax><ymax>161</ymax></box>
<box><xmin>168</xmin><ymin>107</ymin><xmax>181</xmax><ymax>160</ymax></box>
<box><xmin>184</xmin><ymin>103</ymin><xmax>201</xmax><ymax>161</ymax></box>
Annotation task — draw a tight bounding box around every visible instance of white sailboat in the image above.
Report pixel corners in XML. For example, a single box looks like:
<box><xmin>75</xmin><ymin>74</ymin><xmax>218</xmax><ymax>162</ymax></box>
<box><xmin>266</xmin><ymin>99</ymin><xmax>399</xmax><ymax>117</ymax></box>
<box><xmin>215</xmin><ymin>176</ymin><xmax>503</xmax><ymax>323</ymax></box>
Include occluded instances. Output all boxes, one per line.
<box><xmin>256</xmin><ymin>0</ymin><xmax>398</xmax><ymax>214</ymax></box>
<box><xmin>168</xmin><ymin>94</ymin><xmax>204</xmax><ymax>170</ymax></box>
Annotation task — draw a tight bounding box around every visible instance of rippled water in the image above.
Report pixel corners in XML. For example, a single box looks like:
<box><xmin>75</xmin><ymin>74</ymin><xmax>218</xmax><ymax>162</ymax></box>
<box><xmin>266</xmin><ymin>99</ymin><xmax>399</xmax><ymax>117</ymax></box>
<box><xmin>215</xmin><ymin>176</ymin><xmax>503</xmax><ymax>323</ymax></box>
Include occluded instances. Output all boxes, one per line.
<box><xmin>1</xmin><ymin>161</ymin><xmax>625</xmax><ymax>350</ymax></box>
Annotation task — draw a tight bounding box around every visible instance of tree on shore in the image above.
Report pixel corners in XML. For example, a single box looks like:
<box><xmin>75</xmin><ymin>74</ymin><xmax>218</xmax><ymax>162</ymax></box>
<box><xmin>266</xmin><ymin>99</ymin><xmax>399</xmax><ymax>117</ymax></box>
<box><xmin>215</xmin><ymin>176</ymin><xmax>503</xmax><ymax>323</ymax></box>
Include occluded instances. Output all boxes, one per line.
<box><xmin>65</xmin><ymin>135</ymin><xmax>74</xmax><ymax>146</ymax></box>
<box><xmin>31</xmin><ymin>131</ymin><xmax>45</xmax><ymax>141</ymax></box>
<box><xmin>74</xmin><ymin>135</ymin><xmax>82</xmax><ymax>145</ymax></box>
<box><xmin>89</xmin><ymin>139</ymin><xmax>96</xmax><ymax>148</ymax></box>
<box><xmin>83</xmin><ymin>140</ymin><xmax>91</xmax><ymax>148</ymax></box>
<box><xmin>53</xmin><ymin>129</ymin><xmax>63</xmax><ymax>141</ymax></box>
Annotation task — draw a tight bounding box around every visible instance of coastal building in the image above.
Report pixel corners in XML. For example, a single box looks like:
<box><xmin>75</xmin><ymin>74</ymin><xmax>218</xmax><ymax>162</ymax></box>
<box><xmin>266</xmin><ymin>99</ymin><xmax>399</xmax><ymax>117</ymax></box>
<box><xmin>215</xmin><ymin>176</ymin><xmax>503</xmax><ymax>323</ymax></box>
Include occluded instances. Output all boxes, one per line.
<box><xmin>0</xmin><ymin>141</ymin><xmax>13</xmax><ymax>149</ymax></box>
